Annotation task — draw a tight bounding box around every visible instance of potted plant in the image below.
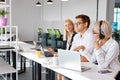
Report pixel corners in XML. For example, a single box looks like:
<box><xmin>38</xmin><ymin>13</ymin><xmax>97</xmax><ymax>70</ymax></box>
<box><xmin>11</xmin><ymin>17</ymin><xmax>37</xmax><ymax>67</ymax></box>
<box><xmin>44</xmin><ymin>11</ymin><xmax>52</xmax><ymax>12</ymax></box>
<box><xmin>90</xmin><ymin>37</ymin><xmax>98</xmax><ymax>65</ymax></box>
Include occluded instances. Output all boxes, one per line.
<box><xmin>0</xmin><ymin>9</ymin><xmax>8</xmax><ymax>34</ymax></box>
<box><xmin>0</xmin><ymin>9</ymin><xmax>8</xmax><ymax>26</ymax></box>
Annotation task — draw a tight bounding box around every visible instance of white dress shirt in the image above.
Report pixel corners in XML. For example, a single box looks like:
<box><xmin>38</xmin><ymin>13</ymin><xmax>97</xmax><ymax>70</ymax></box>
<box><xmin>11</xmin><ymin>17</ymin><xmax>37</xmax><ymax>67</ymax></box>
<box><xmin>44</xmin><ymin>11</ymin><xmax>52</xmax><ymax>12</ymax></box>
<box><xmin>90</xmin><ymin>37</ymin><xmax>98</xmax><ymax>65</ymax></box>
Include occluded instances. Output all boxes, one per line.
<box><xmin>83</xmin><ymin>38</ymin><xmax>120</xmax><ymax>70</ymax></box>
<box><xmin>70</xmin><ymin>29</ymin><xmax>94</xmax><ymax>54</ymax></box>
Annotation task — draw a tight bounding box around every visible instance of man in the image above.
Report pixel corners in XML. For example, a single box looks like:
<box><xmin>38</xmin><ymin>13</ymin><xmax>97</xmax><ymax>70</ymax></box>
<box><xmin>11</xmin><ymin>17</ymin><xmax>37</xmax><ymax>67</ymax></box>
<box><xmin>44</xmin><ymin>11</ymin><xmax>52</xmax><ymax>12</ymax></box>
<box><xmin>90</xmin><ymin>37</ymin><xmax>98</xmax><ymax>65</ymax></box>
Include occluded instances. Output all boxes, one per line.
<box><xmin>63</xmin><ymin>14</ymin><xmax>94</xmax><ymax>80</ymax></box>
<box><xmin>70</xmin><ymin>14</ymin><xmax>94</xmax><ymax>61</ymax></box>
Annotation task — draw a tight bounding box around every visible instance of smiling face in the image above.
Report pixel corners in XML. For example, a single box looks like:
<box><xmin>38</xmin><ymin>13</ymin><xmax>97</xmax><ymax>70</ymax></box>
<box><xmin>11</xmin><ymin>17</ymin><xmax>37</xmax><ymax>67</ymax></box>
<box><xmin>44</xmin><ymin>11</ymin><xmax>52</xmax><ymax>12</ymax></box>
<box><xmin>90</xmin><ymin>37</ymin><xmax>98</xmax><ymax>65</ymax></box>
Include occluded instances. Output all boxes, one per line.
<box><xmin>92</xmin><ymin>21</ymin><xmax>112</xmax><ymax>40</ymax></box>
<box><xmin>64</xmin><ymin>20</ymin><xmax>74</xmax><ymax>33</ymax></box>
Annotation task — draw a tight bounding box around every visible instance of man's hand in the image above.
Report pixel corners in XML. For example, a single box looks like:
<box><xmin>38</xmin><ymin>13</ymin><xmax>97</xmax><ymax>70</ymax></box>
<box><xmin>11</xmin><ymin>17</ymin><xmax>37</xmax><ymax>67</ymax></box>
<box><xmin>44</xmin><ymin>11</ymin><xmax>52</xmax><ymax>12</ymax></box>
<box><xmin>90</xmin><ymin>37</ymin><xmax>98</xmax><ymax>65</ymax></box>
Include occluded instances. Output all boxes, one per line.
<box><xmin>73</xmin><ymin>45</ymin><xmax>85</xmax><ymax>51</ymax></box>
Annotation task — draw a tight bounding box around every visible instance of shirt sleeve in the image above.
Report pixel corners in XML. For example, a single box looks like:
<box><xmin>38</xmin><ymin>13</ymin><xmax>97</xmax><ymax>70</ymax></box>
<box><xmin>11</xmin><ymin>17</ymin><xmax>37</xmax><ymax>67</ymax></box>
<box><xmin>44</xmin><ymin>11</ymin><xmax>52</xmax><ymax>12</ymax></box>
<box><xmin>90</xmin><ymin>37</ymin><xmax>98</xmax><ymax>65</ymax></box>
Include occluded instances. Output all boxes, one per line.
<box><xmin>95</xmin><ymin>43</ymin><xmax>119</xmax><ymax>69</ymax></box>
<box><xmin>81</xmin><ymin>49</ymin><xmax>96</xmax><ymax>63</ymax></box>
<box><xmin>85</xmin><ymin>33</ymin><xmax>94</xmax><ymax>53</ymax></box>
<box><xmin>81</xmin><ymin>33</ymin><xmax>94</xmax><ymax>62</ymax></box>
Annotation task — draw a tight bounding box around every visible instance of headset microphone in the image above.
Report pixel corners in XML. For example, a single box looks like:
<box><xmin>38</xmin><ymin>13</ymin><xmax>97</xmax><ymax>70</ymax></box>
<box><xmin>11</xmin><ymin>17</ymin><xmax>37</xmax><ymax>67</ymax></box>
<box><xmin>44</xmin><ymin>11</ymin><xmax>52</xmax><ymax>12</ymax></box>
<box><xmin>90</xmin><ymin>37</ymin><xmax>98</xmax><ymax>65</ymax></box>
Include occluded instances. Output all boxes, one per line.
<box><xmin>99</xmin><ymin>20</ymin><xmax>105</xmax><ymax>39</ymax></box>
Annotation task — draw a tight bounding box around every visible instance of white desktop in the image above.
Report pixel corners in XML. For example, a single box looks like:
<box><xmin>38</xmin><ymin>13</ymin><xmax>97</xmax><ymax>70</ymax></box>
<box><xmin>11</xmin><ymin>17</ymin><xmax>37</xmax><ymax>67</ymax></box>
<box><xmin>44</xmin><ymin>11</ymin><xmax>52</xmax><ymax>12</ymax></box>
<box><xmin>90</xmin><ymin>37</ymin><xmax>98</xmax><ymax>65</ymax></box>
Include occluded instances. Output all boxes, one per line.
<box><xmin>15</xmin><ymin>41</ymin><xmax>118</xmax><ymax>80</ymax></box>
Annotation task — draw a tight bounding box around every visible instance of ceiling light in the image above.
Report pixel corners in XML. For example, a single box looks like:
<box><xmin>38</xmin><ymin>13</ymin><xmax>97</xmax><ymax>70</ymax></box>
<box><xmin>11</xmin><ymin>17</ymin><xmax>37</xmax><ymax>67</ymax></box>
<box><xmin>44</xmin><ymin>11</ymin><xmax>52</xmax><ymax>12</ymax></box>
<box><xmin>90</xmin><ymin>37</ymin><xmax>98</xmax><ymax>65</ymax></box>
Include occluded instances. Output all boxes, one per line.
<box><xmin>47</xmin><ymin>0</ymin><xmax>53</xmax><ymax>4</ymax></box>
<box><xmin>36</xmin><ymin>1</ymin><xmax>42</xmax><ymax>6</ymax></box>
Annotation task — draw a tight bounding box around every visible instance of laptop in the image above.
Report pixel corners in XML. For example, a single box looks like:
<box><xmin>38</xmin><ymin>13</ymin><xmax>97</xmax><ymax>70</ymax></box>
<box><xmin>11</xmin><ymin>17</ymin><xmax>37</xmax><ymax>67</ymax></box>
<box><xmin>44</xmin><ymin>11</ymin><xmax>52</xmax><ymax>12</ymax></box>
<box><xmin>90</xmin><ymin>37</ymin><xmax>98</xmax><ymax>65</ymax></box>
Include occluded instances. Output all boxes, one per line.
<box><xmin>33</xmin><ymin>41</ymin><xmax>54</xmax><ymax>57</ymax></box>
<box><xmin>40</xmin><ymin>45</ymin><xmax>55</xmax><ymax>57</ymax></box>
<box><xmin>58</xmin><ymin>49</ymin><xmax>91</xmax><ymax>72</ymax></box>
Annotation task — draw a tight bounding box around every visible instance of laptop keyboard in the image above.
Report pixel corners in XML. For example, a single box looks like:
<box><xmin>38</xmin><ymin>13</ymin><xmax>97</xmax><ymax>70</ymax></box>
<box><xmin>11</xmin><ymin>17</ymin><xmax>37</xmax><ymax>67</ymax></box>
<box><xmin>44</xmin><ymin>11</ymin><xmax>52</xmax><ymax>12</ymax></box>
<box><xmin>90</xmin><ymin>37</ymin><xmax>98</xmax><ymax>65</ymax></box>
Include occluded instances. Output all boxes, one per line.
<box><xmin>44</xmin><ymin>51</ymin><xmax>54</xmax><ymax>57</ymax></box>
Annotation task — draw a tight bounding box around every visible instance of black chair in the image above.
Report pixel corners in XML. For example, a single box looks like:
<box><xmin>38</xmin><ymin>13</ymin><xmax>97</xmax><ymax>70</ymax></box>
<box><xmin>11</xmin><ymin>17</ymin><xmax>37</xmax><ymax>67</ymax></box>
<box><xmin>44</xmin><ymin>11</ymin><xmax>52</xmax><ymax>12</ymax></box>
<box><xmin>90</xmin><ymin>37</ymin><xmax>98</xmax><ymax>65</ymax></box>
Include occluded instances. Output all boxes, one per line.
<box><xmin>46</xmin><ymin>29</ymin><xmax>53</xmax><ymax>46</ymax></box>
<box><xmin>115</xmin><ymin>71</ymin><xmax>120</xmax><ymax>80</ymax></box>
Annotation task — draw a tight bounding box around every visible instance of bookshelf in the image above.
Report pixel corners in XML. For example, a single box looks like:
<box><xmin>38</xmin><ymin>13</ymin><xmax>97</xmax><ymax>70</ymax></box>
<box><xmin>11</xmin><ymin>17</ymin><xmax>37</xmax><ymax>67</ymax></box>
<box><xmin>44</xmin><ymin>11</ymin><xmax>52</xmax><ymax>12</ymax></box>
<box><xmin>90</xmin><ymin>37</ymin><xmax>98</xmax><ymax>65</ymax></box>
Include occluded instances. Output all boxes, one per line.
<box><xmin>0</xmin><ymin>0</ymin><xmax>18</xmax><ymax>80</ymax></box>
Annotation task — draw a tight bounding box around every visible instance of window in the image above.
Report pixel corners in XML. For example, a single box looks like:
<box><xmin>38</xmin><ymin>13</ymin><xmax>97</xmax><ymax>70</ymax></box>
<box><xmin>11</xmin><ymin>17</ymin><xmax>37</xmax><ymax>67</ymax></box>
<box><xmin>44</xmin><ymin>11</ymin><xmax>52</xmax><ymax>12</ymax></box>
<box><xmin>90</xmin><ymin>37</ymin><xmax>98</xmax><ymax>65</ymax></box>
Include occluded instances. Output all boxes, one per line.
<box><xmin>114</xmin><ymin>8</ymin><xmax>120</xmax><ymax>30</ymax></box>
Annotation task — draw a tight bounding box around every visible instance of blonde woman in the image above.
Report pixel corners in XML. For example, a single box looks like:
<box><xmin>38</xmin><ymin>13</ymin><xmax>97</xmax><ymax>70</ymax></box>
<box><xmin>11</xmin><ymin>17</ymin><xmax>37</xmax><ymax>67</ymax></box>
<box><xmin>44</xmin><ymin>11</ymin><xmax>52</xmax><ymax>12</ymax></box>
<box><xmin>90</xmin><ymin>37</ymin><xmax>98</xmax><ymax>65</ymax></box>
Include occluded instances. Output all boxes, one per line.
<box><xmin>82</xmin><ymin>20</ymin><xmax>120</xmax><ymax>70</ymax></box>
<box><xmin>48</xmin><ymin>19</ymin><xmax>76</xmax><ymax>51</ymax></box>
<box><xmin>47</xmin><ymin>19</ymin><xmax>76</xmax><ymax>80</ymax></box>
<box><xmin>57</xmin><ymin>19</ymin><xmax>76</xmax><ymax>80</ymax></box>
<box><xmin>62</xmin><ymin>19</ymin><xmax>76</xmax><ymax>50</ymax></box>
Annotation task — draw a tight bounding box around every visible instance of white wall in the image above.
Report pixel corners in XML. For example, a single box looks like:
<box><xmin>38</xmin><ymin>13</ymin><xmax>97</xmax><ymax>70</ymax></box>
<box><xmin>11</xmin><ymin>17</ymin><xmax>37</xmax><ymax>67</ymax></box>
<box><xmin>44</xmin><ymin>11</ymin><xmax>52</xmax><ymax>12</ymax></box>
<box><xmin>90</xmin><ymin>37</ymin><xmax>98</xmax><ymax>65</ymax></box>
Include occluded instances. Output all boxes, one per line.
<box><xmin>41</xmin><ymin>0</ymin><xmax>97</xmax><ymax>33</ymax></box>
<box><xmin>98</xmin><ymin>0</ymin><xmax>115</xmax><ymax>22</ymax></box>
<box><xmin>12</xmin><ymin>0</ymin><xmax>41</xmax><ymax>41</ymax></box>
<box><xmin>107</xmin><ymin>0</ymin><xmax>115</xmax><ymax>23</ymax></box>
<box><xmin>11</xmin><ymin>0</ymin><xmax>115</xmax><ymax>41</ymax></box>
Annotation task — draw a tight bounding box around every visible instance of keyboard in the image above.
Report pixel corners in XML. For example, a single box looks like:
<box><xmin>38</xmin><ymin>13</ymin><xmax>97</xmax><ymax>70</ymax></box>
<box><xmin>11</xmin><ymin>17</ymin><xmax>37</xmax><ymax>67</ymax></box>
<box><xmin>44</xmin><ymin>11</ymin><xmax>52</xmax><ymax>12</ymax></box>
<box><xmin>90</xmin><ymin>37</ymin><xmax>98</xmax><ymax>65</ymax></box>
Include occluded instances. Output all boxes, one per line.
<box><xmin>44</xmin><ymin>51</ymin><xmax>54</xmax><ymax>57</ymax></box>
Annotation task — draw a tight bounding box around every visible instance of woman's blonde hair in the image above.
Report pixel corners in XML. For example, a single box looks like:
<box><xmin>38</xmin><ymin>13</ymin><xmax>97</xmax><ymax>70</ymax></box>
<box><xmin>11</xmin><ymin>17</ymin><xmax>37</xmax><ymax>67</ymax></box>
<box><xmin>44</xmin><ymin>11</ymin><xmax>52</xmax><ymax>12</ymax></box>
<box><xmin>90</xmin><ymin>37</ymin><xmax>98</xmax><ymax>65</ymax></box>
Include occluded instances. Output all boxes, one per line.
<box><xmin>63</xmin><ymin>19</ymin><xmax>74</xmax><ymax>41</ymax></box>
<box><xmin>93</xmin><ymin>20</ymin><xmax>112</xmax><ymax>38</ymax></box>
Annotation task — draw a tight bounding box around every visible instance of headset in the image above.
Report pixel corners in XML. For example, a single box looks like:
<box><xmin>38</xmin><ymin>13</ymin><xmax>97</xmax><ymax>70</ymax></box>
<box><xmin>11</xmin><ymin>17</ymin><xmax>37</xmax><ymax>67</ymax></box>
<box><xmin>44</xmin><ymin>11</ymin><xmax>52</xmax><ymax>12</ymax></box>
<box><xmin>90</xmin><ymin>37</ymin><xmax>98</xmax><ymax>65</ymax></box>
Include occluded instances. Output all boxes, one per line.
<box><xmin>99</xmin><ymin>20</ymin><xmax>105</xmax><ymax>39</ymax></box>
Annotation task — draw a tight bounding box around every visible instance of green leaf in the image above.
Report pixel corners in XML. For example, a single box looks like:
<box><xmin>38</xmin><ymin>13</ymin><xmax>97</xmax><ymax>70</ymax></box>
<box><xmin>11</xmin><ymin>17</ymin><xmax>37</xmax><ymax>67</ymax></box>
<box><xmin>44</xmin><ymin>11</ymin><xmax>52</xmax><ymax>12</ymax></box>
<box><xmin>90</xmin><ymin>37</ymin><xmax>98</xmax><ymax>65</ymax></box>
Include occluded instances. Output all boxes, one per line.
<box><xmin>0</xmin><ymin>9</ymin><xmax>8</xmax><ymax>17</ymax></box>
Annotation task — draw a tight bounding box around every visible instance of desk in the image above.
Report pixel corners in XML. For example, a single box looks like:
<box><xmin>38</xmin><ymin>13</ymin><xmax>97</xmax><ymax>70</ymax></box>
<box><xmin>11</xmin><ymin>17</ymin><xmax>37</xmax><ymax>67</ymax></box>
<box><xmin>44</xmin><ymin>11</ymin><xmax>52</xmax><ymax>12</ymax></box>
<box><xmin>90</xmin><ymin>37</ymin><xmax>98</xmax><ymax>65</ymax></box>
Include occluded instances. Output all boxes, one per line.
<box><xmin>0</xmin><ymin>34</ymin><xmax>15</xmax><ymax>41</ymax></box>
<box><xmin>14</xmin><ymin>41</ymin><xmax>42</xmax><ymax>80</ymax></box>
<box><xmin>42</xmin><ymin>62</ymin><xmax>117</xmax><ymax>80</ymax></box>
<box><xmin>16</xmin><ymin>41</ymin><xmax>118</xmax><ymax>80</ymax></box>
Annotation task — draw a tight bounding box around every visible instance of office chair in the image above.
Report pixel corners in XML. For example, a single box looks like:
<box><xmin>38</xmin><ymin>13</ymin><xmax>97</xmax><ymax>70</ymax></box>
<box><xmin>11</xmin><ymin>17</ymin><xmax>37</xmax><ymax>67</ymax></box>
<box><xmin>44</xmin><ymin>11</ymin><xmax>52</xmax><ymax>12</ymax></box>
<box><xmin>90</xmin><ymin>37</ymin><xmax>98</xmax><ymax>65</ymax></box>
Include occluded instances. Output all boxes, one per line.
<box><xmin>115</xmin><ymin>71</ymin><xmax>120</xmax><ymax>80</ymax></box>
<box><xmin>47</xmin><ymin>29</ymin><xmax>53</xmax><ymax>38</ymax></box>
<box><xmin>46</xmin><ymin>29</ymin><xmax>53</xmax><ymax>46</ymax></box>
<box><xmin>54</xmin><ymin>29</ymin><xmax>61</xmax><ymax>39</ymax></box>
<box><xmin>38</xmin><ymin>28</ymin><xmax>43</xmax><ymax>41</ymax></box>
<box><xmin>46</xmin><ymin>29</ymin><xmax>57</xmax><ymax>48</ymax></box>
<box><xmin>53</xmin><ymin>29</ymin><xmax>63</xmax><ymax>48</ymax></box>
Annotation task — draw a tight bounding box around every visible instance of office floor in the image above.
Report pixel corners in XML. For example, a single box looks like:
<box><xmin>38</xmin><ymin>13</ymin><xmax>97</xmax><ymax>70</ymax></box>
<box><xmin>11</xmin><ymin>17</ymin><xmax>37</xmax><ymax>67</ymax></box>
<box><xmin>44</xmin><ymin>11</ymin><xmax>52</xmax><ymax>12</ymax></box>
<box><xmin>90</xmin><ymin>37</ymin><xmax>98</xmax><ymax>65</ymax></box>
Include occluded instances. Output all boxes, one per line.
<box><xmin>0</xmin><ymin>59</ymin><xmax>32</xmax><ymax>80</ymax></box>
<box><xmin>18</xmin><ymin>67</ymin><xmax>32</xmax><ymax>80</ymax></box>
<box><xmin>18</xmin><ymin>58</ymin><xmax>46</xmax><ymax>80</ymax></box>
<box><xmin>0</xmin><ymin>68</ymin><xmax>31</xmax><ymax>80</ymax></box>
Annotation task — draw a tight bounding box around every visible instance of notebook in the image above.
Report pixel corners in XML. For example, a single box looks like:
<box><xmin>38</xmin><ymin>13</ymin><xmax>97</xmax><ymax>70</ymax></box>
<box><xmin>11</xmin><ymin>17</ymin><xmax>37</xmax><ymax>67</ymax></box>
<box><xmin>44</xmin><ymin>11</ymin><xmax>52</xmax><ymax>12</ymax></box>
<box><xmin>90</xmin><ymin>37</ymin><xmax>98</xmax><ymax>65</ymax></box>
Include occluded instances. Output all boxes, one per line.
<box><xmin>58</xmin><ymin>49</ymin><xmax>91</xmax><ymax>72</ymax></box>
<box><xmin>33</xmin><ymin>41</ymin><xmax>54</xmax><ymax>57</ymax></box>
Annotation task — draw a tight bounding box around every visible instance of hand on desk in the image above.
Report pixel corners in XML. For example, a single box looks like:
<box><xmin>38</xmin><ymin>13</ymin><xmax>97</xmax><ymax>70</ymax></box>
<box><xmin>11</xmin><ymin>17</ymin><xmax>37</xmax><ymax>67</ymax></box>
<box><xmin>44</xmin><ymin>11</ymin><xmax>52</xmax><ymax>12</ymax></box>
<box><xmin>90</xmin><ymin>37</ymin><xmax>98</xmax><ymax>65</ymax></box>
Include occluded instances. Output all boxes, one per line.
<box><xmin>47</xmin><ymin>48</ymin><xmax>54</xmax><ymax>52</ymax></box>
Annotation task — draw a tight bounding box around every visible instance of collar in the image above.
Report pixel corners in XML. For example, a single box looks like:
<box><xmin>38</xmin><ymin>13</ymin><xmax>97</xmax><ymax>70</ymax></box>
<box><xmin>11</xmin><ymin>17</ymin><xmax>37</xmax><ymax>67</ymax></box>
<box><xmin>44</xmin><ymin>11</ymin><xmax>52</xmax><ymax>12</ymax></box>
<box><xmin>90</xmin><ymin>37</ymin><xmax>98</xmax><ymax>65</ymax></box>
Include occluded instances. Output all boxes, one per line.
<box><xmin>79</xmin><ymin>29</ymin><xmax>89</xmax><ymax>38</ymax></box>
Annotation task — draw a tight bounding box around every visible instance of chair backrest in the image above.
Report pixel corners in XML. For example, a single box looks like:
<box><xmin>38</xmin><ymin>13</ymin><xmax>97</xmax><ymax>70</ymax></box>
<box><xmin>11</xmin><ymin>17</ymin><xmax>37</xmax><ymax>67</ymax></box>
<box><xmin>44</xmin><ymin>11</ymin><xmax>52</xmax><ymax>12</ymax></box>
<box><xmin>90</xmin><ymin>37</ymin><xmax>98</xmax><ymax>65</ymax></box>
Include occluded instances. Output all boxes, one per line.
<box><xmin>47</xmin><ymin>29</ymin><xmax>52</xmax><ymax>38</ymax></box>
<box><xmin>54</xmin><ymin>29</ymin><xmax>61</xmax><ymax>39</ymax></box>
<box><xmin>38</xmin><ymin>28</ymin><xmax>43</xmax><ymax>36</ymax></box>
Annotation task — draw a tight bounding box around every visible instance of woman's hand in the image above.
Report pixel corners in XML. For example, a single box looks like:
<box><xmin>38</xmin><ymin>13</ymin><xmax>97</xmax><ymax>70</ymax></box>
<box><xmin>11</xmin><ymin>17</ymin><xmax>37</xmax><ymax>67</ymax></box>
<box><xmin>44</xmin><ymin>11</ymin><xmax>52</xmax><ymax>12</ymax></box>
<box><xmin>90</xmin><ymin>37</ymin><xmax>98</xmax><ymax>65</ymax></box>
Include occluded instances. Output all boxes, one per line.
<box><xmin>94</xmin><ymin>40</ymin><xmax>102</xmax><ymax>50</ymax></box>
<box><xmin>73</xmin><ymin>45</ymin><xmax>85</xmax><ymax>51</ymax></box>
<box><xmin>47</xmin><ymin>48</ymin><xmax>54</xmax><ymax>52</ymax></box>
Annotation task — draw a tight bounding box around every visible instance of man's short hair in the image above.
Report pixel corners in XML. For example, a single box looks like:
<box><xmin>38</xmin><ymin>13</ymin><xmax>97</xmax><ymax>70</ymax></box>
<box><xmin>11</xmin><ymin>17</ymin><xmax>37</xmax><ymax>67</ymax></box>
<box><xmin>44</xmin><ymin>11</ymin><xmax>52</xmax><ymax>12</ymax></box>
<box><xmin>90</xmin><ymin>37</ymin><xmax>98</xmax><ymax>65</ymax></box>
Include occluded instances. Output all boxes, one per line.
<box><xmin>75</xmin><ymin>14</ymin><xmax>90</xmax><ymax>28</ymax></box>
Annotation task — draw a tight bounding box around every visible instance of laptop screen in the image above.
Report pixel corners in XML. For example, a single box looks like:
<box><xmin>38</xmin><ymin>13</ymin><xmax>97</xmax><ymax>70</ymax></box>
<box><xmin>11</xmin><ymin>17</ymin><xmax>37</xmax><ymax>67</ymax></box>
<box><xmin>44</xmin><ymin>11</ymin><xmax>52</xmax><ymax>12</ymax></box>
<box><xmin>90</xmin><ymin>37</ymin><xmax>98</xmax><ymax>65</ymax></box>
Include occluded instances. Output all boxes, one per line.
<box><xmin>58</xmin><ymin>49</ymin><xmax>81</xmax><ymax>72</ymax></box>
<box><xmin>33</xmin><ymin>41</ymin><xmax>45</xmax><ymax>55</ymax></box>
